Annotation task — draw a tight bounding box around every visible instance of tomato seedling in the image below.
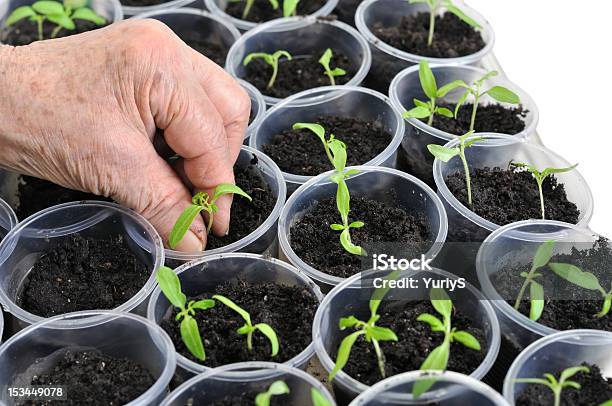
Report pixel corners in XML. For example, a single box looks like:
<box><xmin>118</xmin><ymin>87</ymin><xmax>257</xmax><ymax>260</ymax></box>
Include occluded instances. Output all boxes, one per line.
<box><xmin>318</xmin><ymin>48</ymin><xmax>346</xmax><ymax>86</ymax></box>
<box><xmin>408</xmin><ymin>0</ymin><xmax>481</xmax><ymax>46</ymax></box>
<box><xmin>515</xmin><ymin>366</ymin><xmax>589</xmax><ymax>406</ymax></box>
<box><xmin>514</xmin><ymin>240</ymin><xmax>555</xmax><ymax>322</ymax></box>
<box><xmin>255</xmin><ymin>380</ymin><xmax>290</xmax><ymax>406</ymax></box>
<box><xmin>243</xmin><ymin>50</ymin><xmax>293</xmax><ymax>90</ymax></box>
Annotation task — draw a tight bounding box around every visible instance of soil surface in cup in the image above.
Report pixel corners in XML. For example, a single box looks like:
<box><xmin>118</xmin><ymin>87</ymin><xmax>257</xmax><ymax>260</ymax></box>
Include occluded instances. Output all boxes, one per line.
<box><xmin>339</xmin><ymin>300</ymin><xmax>486</xmax><ymax>386</ymax></box>
<box><xmin>243</xmin><ymin>50</ymin><xmax>355</xmax><ymax>99</ymax></box>
<box><xmin>372</xmin><ymin>12</ymin><xmax>485</xmax><ymax>58</ymax></box>
<box><xmin>290</xmin><ymin>196</ymin><xmax>432</xmax><ymax>278</ymax></box>
<box><xmin>13</xmin><ymin>175</ymin><xmax>108</xmax><ymax>220</ymax></box>
<box><xmin>184</xmin><ymin>36</ymin><xmax>228</xmax><ymax>67</ymax></box>
<box><xmin>160</xmin><ymin>279</ymin><xmax>318</xmax><ymax>366</ymax></box>
<box><xmin>446</xmin><ymin>167</ymin><xmax>580</xmax><ymax>226</ymax></box>
<box><xmin>225</xmin><ymin>0</ymin><xmax>327</xmax><ymax>23</ymax></box>
<box><xmin>1</xmin><ymin>19</ymin><xmax>107</xmax><ymax>46</ymax></box>
<box><xmin>262</xmin><ymin>115</ymin><xmax>393</xmax><ymax>176</ymax></box>
<box><xmin>515</xmin><ymin>363</ymin><xmax>612</xmax><ymax>406</ymax></box>
<box><xmin>206</xmin><ymin>159</ymin><xmax>276</xmax><ymax>250</ymax></box>
<box><xmin>209</xmin><ymin>392</ymin><xmax>288</xmax><ymax>406</ymax></box>
<box><xmin>423</xmin><ymin>102</ymin><xmax>527</xmax><ymax>135</ymax></box>
<box><xmin>19</xmin><ymin>350</ymin><xmax>155</xmax><ymax>406</ymax></box>
<box><xmin>493</xmin><ymin>238</ymin><xmax>612</xmax><ymax>331</ymax></box>
<box><xmin>17</xmin><ymin>234</ymin><xmax>150</xmax><ymax>317</ymax></box>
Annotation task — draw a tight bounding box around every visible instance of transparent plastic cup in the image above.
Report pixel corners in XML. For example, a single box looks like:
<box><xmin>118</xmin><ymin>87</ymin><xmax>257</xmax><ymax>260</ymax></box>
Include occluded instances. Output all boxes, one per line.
<box><xmin>312</xmin><ymin>268</ymin><xmax>500</xmax><ymax>403</ymax></box>
<box><xmin>0</xmin><ymin>0</ymin><xmax>123</xmax><ymax>38</ymax></box>
<box><xmin>0</xmin><ymin>198</ymin><xmax>17</xmax><ymax>242</ymax></box>
<box><xmin>121</xmin><ymin>0</ymin><xmax>193</xmax><ymax>17</ymax></box>
<box><xmin>0</xmin><ymin>311</ymin><xmax>176</xmax><ymax>406</ymax></box>
<box><xmin>161</xmin><ymin>146</ymin><xmax>286</xmax><ymax>267</ymax></box>
<box><xmin>349</xmin><ymin>370</ymin><xmax>510</xmax><ymax>405</ymax></box>
<box><xmin>278</xmin><ymin>166</ymin><xmax>448</xmax><ymax>292</ymax></box>
<box><xmin>389</xmin><ymin>65</ymin><xmax>539</xmax><ymax>187</ymax></box>
<box><xmin>160</xmin><ymin>361</ymin><xmax>335</xmax><ymax>405</ymax></box>
<box><xmin>147</xmin><ymin>253</ymin><xmax>324</xmax><ymax>379</ymax></box>
<box><xmin>334</xmin><ymin>0</ymin><xmax>362</xmax><ymax>26</ymax></box>
<box><xmin>503</xmin><ymin>329</ymin><xmax>612</xmax><ymax>405</ymax></box>
<box><xmin>240</xmin><ymin>79</ymin><xmax>267</xmax><ymax>142</ymax></box>
<box><xmin>0</xmin><ymin>201</ymin><xmax>165</xmax><ymax>335</ymax></box>
<box><xmin>225</xmin><ymin>16</ymin><xmax>372</xmax><ymax>106</ymax></box>
<box><xmin>249</xmin><ymin>86</ymin><xmax>405</xmax><ymax>193</ymax></box>
<box><xmin>355</xmin><ymin>0</ymin><xmax>495</xmax><ymax>93</ymax></box>
<box><xmin>205</xmin><ymin>0</ymin><xmax>338</xmax><ymax>32</ymax></box>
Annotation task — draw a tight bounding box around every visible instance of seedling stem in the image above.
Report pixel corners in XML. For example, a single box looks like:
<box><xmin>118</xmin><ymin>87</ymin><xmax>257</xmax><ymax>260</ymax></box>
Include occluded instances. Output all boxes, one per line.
<box><xmin>515</xmin><ymin>366</ymin><xmax>589</xmax><ymax>406</ymax></box>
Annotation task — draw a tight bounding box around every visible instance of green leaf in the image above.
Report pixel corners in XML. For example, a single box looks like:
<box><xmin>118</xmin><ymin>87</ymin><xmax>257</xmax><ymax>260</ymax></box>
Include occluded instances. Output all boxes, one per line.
<box><xmin>560</xmin><ymin>366</ymin><xmax>589</xmax><ymax>383</ymax></box>
<box><xmin>427</xmin><ymin>144</ymin><xmax>459</xmax><ymax>162</ymax></box>
<box><xmin>477</xmin><ymin>70</ymin><xmax>499</xmax><ymax>85</ymax></box>
<box><xmin>454</xmin><ymin>90</ymin><xmax>470</xmax><ymax>117</ymax></box>
<box><xmin>486</xmin><ymin>86</ymin><xmax>520</xmax><ymax>104</ymax></box>
<box><xmin>418</xmin><ymin>60</ymin><xmax>438</xmax><ymax>100</ymax></box>
<box><xmin>243</xmin><ymin>52</ymin><xmax>273</xmax><ymax>67</ymax></box>
<box><xmin>369</xmin><ymin>270</ymin><xmax>401</xmax><ymax>317</ymax></box>
<box><xmin>436</xmin><ymin>107</ymin><xmax>454</xmax><ymax>118</ymax></box>
<box><xmin>413</xmin><ymin>341</ymin><xmax>450</xmax><ymax>398</ymax></box>
<box><xmin>368</xmin><ymin>326</ymin><xmax>398</xmax><ymax>342</ymax></box>
<box><xmin>452</xmin><ymin>331</ymin><xmax>481</xmax><ymax>350</ymax></box>
<box><xmin>598</xmin><ymin>296</ymin><xmax>612</xmax><ymax>318</ymax></box>
<box><xmin>212</xmin><ymin>294</ymin><xmax>252</xmax><ymax>325</ymax></box>
<box><xmin>155</xmin><ymin>266</ymin><xmax>186</xmax><ymax>309</ymax></box>
<box><xmin>349</xmin><ymin>221</ymin><xmax>364</xmax><ymax>228</ymax></box>
<box><xmin>436</xmin><ymin>80</ymin><xmax>467</xmax><ymax>97</ymax></box>
<box><xmin>328</xmin><ymin>139</ymin><xmax>347</xmax><ymax>172</ymax></box>
<box><xmin>272</xmin><ymin>50</ymin><xmax>292</xmax><ymax>62</ymax></box>
<box><xmin>599</xmin><ymin>400</ymin><xmax>612</xmax><ymax>406</ymax></box>
<box><xmin>311</xmin><ymin>388</ymin><xmax>332</xmax><ymax>406</ymax></box>
<box><xmin>339</xmin><ymin>315</ymin><xmax>361</xmax><ymax>330</ymax></box>
<box><xmin>6</xmin><ymin>6</ymin><xmax>36</xmax><ymax>26</ymax></box>
<box><xmin>168</xmin><ymin>204</ymin><xmax>204</xmax><ymax>249</ymax></box>
<box><xmin>430</xmin><ymin>288</ymin><xmax>452</xmax><ymax>320</ymax></box>
<box><xmin>328</xmin><ymin>330</ymin><xmax>365</xmax><ymax>381</ymax></box>
<box><xmin>318</xmin><ymin>48</ymin><xmax>332</xmax><ymax>69</ymax></box>
<box><xmin>414</xmin><ymin>99</ymin><xmax>429</xmax><ymax>108</ymax></box>
<box><xmin>293</xmin><ymin>122</ymin><xmax>326</xmax><ymax>144</ymax></box>
<box><xmin>32</xmin><ymin>0</ymin><xmax>65</xmax><ymax>15</ymax></box>
<box><xmin>63</xmin><ymin>0</ymin><xmax>87</xmax><ymax>9</ymax></box>
<box><xmin>417</xmin><ymin>313</ymin><xmax>444</xmax><ymax>332</ymax></box>
<box><xmin>340</xmin><ymin>228</ymin><xmax>364</xmax><ymax>256</ymax></box>
<box><xmin>541</xmin><ymin>164</ymin><xmax>579</xmax><ymax>178</ymax></box>
<box><xmin>529</xmin><ymin>281</ymin><xmax>544</xmax><ymax>321</ymax></box>
<box><xmin>335</xmin><ymin>180</ymin><xmax>350</xmax><ymax>222</ymax></box>
<box><xmin>71</xmin><ymin>7</ymin><xmax>105</xmax><ymax>25</ymax></box>
<box><xmin>212</xmin><ymin>183</ymin><xmax>252</xmax><ymax>203</ymax></box>
<box><xmin>255</xmin><ymin>380</ymin><xmax>290</xmax><ymax>406</ymax></box>
<box><xmin>563</xmin><ymin>381</ymin><xmax>581</xmax><ymax>390</ymax></box>
<box><xmin>330</xmin><ymin>68</ymin><xmax>346</xmax><ymax>77</ymax></box>
<box><xmin>191</xmin><ymin>299</ymin><xmax>215</xmax><ymax>310</ymax></box>
<box><xmin>548</xmin><ymin>263</ymin><xmax>604</xmax><ymax>292</ymax></box>
<box><xmin>532</xmin><ymin>240</ymin><xmax>555</xmax><ymax>270</ymax></box>
<box><xmin>282</xmin><ymin>0</ymin><xmax>299</xmax><ymax>17</ymax></box>
<box><xmin>255</xmin><ymin>323</ymin><xmax>280</xmax><ymax>356</ymax></box>
<box><xmin>180</xmin><ymin>316</ymin><xmax>205</xmax><ymax>361</ymax></box>
<box><xmin>47</xmin><ymin>12</ymin><xmax>75</xmax><ymax>30</ymax></box>
<box><xmin>330</xmin><ymin>223</ymin><xmax>345</xmax><ymax>231</ymax></box>
<box><xmin>445</xmin><ymin>3</ymin><xmax>481</xmax><ymax>29</ymax></box>
<box><xmin>403</xmin><ymin>106</ymin><xmax>431</xmax><ymax>119</ymax></box>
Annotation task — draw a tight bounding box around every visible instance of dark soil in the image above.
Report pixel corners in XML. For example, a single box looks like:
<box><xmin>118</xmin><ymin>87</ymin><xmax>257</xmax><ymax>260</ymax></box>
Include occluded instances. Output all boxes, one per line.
<box><xmin>372</xmin><ymin>12</ymin><xmax>486</xmax><ymax>58</ymax></box>
<box><xmin>290</xmin><ymin>196</ymin><xmax>432</xmax><ymax>278</ymax></box>
<box><xmin>14</xmin><ymin>175</ymin><xmax>108</xmax><ymax>220</ymax></box>
<box><xmin>1</xmin><ymin>19</ymin><xmax>106</xmax><ymax>46</ymax></box>
<box><xmin>333</xmin><ymin>1</ymin><xmax>360</xmax><ymax>26</ymax></box>
<box><xmin>160</xmin><ymin>280</ymin><xmax>318</xmax><ymax>366</ymax></box>
<box><xmin>206</xmin><ymin>160</ymin><xmax>276</xmax><ymax>250</ymax></box>
<box><xmin>121</xmin><ymin>0</ymin><xmax>166</xmax><ymax>7</ymax></box>
<box><xmin>446</xmin><ymin>167</ymin><xmax>580</xmax><ymax>226</ymax></box>
<box><xmin>516</xmin><ymin>363</ymin><xmax>612</xmax><ymax>406</ymax></box>
<box><xmin>424</xmin><ymin>102</ymin><xmax>527</xmax><ymax>135</ymax></box>
<box><xmin>19</xmin><ymin>350</ymin><xmax>155</xmax><ymax>406</ymax></box>
<box><xmin>17</xmin><ymin>234</ymin><xmax>150</xmax><ymax>318</ymax></box>
<box><xmin>226</xmin><ymin>0</ymin><xmax>327</xmax><ymax>23</ymax></box>
<box><xmin>262</xmin><ymin>115</ymin><xmax>393</xmax><ymax>176</ymax></box>
<box><xmin>210</xmin><ymin>393</ymin><xmax>287</xmax><ymax>406</ymax></box>
<box><xmin>243</xmin><ymin>51</ymin><xmax>355</xmax><ymax>99</ymax></box>
<box><xmin>493</xmin><ymin>238</ymin><xmax>612</xmax><ymax>331</ymax></box>
<box><xmin>341</xmin><ymin>300</ymin><xmax>486</xmax><ymax>386</ymax></box>
<box><xmin>184</xmin><ymin>37</ymin><xmax>228</xmax><ymax>67</ymax></box>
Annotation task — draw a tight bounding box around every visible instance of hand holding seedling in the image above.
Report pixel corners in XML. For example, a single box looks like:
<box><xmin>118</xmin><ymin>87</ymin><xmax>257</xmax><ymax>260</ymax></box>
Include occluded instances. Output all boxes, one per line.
<box><xmin>244</xmin><ymin>50</ymin><xmax>293</xmax><ymax>89</ymax></box>
<box><xmin>319</xmin><ymin>49</ymin><xmax>346</xmax><ymax>86</ymax></box>
<box><xmin>515</xmin><ymin>366</ymin><xmax>589</xmax><ymax>406</ymax></box>
<box><xmin>408</xmin><ymin>0</ymin><xmax>481</xmax><ymax>46</ymax></box>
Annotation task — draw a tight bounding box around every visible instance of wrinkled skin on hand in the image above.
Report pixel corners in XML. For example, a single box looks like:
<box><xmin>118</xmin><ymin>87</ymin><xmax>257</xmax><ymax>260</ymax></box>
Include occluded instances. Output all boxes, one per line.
<box><xmin>0</xmin><ymin>19</ymin><xmax>251</xmax><ymax>251</ymax></box>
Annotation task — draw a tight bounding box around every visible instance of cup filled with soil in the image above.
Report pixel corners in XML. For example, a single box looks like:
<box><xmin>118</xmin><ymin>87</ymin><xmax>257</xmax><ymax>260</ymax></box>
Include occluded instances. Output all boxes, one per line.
<box><xmin>240</xmin><ymin>79</ymin><xmax>267</xmax><ymax>142</ymax></box>
<box><xmin>0</xmin><ymin>310</ymin><xmax>176</xmax><ymax>406</ymax></box>
<box><xmin>503</xmin><ymin>329</ymin><xmax>612</xmax><ymax>406</ymax></box>
<box><xmin>147</xmin><ymin>253</ymin><xmax>323</xmax><ymax>380</ymax></box>
<box><xmin>278</xmin><ymin>166</ymin><xmax>448</xmax><ymax>292</ymax></box>
<box><xmin>0</xmin><ymin>197</ymin><xmax>17</xmax><ymax>243</ymax></box>
<box><xmin>355</xmin><ymin>0</ymin><xmax>494</xmax><ymax>93</ymax></box>
<box><xmin>333</xmin><ymin>0</ymin><xmax>361</xmax><ymax>27</ymax></box>
<box><xmin>120</xmin><ymin>0</ymin><xmax>192</xmax><ymax>17</ymax></box>
<box><xmin>312</xmin><ymin>268</ymin><xmax>500</xmax><ymax>403</ymax></box>
<box><xmin>0</xmin><ymin>0</ymin><xmax>123</xmax><ymax>46</ymax></box>
<box><xmin>133</xmin><ymin>8</ymin><xmax>240</xmax><ymax>67</ymax></box>
<box><xmin>160</xmin><ymin>361</ymin><xmax>335</xmax><ymax>405</ymax></box>
<box><xmin>389</xmin><ymin>64</ymin><xmax>538</xmax><ymax>187</ymax></box>
<box><xmin>349</xmin><ymin>370</ymin><xmax>510</xmax><ymax>405</ymax></box>
<box><xmin>205</xmin><ymin>0</ymin><xmax>338</xmax><ymax>32</ymax></box>
<box><xmin>226</xmin><ymin>16</ymin><xmax>371</xmax><ymax>105</ymax></box>
<box><xmin>249</xmin><ymin>86</ymin><xmax>404</xmax><ymax>193</ymax></box>
<box><xmin>158</xmin><ymin>146</ymin><xmax>286</xmax><ymax>267</ymax></box>
<box><xmin>0</xmin><ymin>201</ymin><xmax>164</xmax><ymax>336</ymax></box>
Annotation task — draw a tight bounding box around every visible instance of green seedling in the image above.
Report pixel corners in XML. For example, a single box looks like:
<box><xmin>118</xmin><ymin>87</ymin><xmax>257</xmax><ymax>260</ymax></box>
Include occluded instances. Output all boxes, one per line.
<box><xmin>310</xmin><ymin>388</ymin><xmax>332</xmax><ymax>406</ymax></box>
<box><xmin>329</xmin><ymin>271</ymin><xmax>400</xmax><ymax>381</ymax></box>
<box><xmin>255</xmin><ymin>380</ymin><xmax>290</xmax><ymax>406</ymax></box>
<box><xmin>548</xmin><ymin>262</ymin><xmax>612</xmax><ymax>318</ymax></box>
<box><xmin>212</xmin><ymin>294</ymin><xmax>279</xmax><ymax>356</ymax></box>
<box><xmin>293</xmin><ymin>123</ymin><xmax>365</xmax><ymax>256</ymax></box>
<box><xmin>231</xmin><ymin>0</ymin><xmax>279</xmax><ymax>19</ymax></box>
<box><xmin>243</xmin><ymin>50</ymin><xmax>292</xmax><ymax>89</ymax></box>
<box><xmin>427</xmin><ymin>130</ymin><xmax>482</xmax><ymax>206</ymax></box>
<box><xmin>318</xmin><ymin>48</ymin><xmax>346</xmax><ymax>86</ymax></box>
<box><xmin>283</xmin><ymin>0</ymin><xmax>300</xmax><ymax>16</ymax></box>
<box><xmin>408</xmin><ymin>0</ymin><xmax>481</xmax><ymax>46</ymax></box>
<box><xmin>168</xmin><ymin>185</ymin><xmax>251</xmax><ymax>249</ymax></box>
<box><xmin>600</xmin><ymin>401</ymin><xmax>612</xmax><ymax>406</ymax></box>
<box><xmin>6</xmin><ymin>0</ymin><xmax>105</xmax><ymax>41</ymax></box>
<box><xmin>155</xmin><ymin>266</ymin><xmax>215</xmax><ymax>361</ymax></box>
<box><xmin>514</xmin><ymin>240</ymin><xmax>555</xmax><ymax>322</ymax></box>
<box><xmin>413</xmin><ymin>288</ymin><xmax>481</xmax><ymax>398</ymax></box>
<box><xmin>515</xmin><ymin>366</ymin><xmax>589</xmax><ymax>406</ymax></box>
<box><xmin>509</xmin><ymin>162</ymin><xmax>578</xmax><ymax>220</ymax></box>
<box><xmin>454</xmin><ymin>70</ymin><xmax>520</xmax><ymax>132</ymax></box>
<box><xmin>403</xmin><ymin>60</ymin><xmax>465</xmax><ymax>127</ymax></box>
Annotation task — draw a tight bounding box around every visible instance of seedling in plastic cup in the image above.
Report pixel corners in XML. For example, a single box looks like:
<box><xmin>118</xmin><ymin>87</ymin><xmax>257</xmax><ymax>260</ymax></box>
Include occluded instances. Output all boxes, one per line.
<box><xmin>255</xmin><ymin>380</ymin><xmax>289</xmax><ymax>406</ymax></box>
<box><xmin>408</xmin><ymin>0</ymin><xmax>481</xmax><ymax>46</ymax></box>
<box><xmin>318</xmin><ymin>48</ymin><xmax>346</xmax><ymax>86</ymax></box>
<box><xmin>514</xmin><ymin>240</ymin><xmax>555</xmax><ymax>322</ymax></box>
<box><xmin>243</xmin><ymin>50</ymin><xmax>293</xmax><ymax>89</ymax></box>
<box><xmin>515</xmin><ymin>366</ymin><xmax>589</xmax><ymax>406</ymax></box>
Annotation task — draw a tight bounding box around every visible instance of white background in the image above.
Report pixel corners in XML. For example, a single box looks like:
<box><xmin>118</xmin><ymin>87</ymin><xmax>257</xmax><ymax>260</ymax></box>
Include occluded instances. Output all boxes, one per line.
<box><xmin>467</xmin><ymin>0</ymin><xmax>612</xmax><ymax>234</ymax></box>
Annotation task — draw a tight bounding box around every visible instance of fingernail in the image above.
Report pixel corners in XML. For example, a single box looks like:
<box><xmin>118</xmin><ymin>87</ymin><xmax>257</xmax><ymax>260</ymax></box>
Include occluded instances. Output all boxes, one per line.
<box><xmin>175</xmin><ymin>231</ymin><xmax>204</xmax><ymax>252</ymax></box>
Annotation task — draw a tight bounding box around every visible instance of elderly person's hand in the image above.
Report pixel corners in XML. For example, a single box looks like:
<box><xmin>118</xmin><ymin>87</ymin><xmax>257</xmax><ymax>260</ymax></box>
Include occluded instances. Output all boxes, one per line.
<box><xmin>0</xmin><ymin>19</ymin><xmax>251</xmax><ymax>251</ymax></box>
